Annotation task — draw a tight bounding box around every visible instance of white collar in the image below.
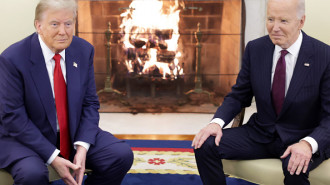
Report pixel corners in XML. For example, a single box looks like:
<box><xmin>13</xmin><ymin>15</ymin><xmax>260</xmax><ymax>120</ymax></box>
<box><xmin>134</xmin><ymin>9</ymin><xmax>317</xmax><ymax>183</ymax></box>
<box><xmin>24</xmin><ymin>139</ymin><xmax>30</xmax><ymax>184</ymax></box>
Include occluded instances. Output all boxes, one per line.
<box><xmin>38</xmin><ymin>34</ymin><xmax>65</xmax><ymax>62</ymax></box>
<box><xmin>274</xmin><ymin>31</ymin><xmax>303</xmax><ymax>57</ymax></box>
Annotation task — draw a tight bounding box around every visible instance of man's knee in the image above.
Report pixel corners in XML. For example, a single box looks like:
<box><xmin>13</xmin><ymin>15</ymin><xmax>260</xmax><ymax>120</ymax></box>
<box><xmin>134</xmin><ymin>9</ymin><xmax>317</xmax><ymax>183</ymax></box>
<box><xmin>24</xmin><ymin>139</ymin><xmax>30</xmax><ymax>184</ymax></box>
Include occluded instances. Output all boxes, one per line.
<box><xmin>17</xmin><ymin>167</ymin><xmax>48</xmax><ymax>185</ymax></box>
<box><xmin>85</xmin><ymin>142</ymin><xmax>133</xmax><ymax>185</ymax></box>
<box><xmin>198</xmin><ymin>136</ymin><xmax>217</xmax><ymax>149</ymax></box>
<box><xmin>115</xmin><ymin>142</ymin><xmax>134</xmax><ymax>172</ymax></box>
<box><xmin>194</xmin><ymin>136</ymin><xmax>217</xmax><ymax>159</ymax></box>
<box><xmin>92</xmin><ymin>142</ymin><xmax>133</xmax><ymax>174</ymax></box>
<box><xmin>10</xmin><ymin>157</ymin><xmax>49</xmax><ymax>185</ymax></box>
<box><xmin>281</xmin><ymin>155</ymin><xmax>310</xmax><ymax>185</ymax></box>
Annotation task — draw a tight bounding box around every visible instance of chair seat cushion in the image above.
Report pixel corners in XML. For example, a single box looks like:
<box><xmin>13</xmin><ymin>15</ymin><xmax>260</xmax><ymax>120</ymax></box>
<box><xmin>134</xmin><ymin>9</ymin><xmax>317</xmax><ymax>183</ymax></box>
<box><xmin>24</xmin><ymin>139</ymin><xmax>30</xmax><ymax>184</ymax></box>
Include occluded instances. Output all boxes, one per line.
<box><xmin>223</xmin><ymin>158</ymin><xmax>330</xmax><ymax>185</ymax></box>
<box><xmin>0</xmin><ymin>167</ymin><xmax>92</xmax><ymax>185</ymax></box>
<box><xmin>0</xmin><ymin>169</ymin><xmax>13</xmax><ymax>185</ymax></box>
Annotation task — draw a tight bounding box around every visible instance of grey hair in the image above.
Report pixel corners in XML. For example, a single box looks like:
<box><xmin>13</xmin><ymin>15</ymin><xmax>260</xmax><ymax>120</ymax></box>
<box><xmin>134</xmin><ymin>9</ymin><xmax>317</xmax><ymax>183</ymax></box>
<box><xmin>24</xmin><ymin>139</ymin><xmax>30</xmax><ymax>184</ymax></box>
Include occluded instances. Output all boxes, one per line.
<box><xmin>297</xmin><ymin>0</ymin><xmax>305</xmax><ymax>19</ymax></box>
<box><xmin>35</xmin><ymin>0</ymin><xmax>77</xmax><ymax>22</ymax></box>
<box><xmin>267</xmin><ymin>0</ymin><xmax>305</xmax><ymax>19</ymax></box>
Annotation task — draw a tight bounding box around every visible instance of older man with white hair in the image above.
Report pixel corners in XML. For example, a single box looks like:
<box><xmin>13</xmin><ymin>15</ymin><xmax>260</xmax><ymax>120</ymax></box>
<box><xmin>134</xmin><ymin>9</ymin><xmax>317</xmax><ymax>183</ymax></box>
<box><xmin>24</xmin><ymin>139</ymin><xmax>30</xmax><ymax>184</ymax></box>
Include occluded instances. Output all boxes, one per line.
<box><xmin>192</xmin><ymin>0</ymin><xmax>330</xmax><ymax>184</ymax></box>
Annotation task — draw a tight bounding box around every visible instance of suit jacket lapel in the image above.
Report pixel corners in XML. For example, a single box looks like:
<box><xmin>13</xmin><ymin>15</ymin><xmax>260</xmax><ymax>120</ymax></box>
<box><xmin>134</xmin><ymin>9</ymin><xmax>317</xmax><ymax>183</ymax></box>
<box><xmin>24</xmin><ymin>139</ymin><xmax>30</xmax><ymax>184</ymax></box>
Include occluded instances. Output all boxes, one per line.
<box><xmin>29</xmin><ymin>33</ymin><xmax>57</xmax><ymax>135</ymax></box>
<box><xmin>260</xmin><ymin>37</ymin><xmax>276</xmax><ymax>112</ymax></box>
<box><xmin>280</xmin><ymin>32</ymin><xmax>314</xmax><ymax>116</ymax></box>
<box><xmin>65</xmin><ymin>46</ymin><xmax>80</xmax><ymax>136</ymax></box>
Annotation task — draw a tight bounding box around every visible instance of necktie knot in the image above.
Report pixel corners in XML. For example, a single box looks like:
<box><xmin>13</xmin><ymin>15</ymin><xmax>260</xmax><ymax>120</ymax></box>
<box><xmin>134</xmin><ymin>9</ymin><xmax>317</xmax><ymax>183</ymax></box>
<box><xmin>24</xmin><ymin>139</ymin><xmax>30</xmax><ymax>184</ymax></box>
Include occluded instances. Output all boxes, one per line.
<box><xmin>53</xmin><ymin>54</ymin><xmax>61</xmax><ymax>65</ymax></box>
<box><xmin>280</xmin><ymin>50</ymin><xmax>289</xmax><ymax>58</ymax></box>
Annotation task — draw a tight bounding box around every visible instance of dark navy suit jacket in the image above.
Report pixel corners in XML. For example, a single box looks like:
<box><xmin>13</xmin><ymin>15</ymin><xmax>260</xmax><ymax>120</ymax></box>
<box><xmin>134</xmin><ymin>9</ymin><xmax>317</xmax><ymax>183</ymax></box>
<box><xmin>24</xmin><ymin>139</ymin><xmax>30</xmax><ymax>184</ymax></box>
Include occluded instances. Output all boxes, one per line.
<box><xmin>213</xmin><ymin>32</ymin><xmax>330</xmax><ymax>157</ymax></box>
<box><xmin>0</xmin><ymin>33</ymin><xmax>102</xmax><ymax>168</ymax></box>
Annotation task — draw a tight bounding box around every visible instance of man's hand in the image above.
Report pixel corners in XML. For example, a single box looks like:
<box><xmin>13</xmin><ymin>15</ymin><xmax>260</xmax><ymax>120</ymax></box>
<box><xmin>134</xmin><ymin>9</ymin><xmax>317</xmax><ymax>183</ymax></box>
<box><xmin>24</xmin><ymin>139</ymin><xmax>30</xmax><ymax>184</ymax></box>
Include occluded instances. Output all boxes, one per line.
<box><xmin>280</xmin><ymin>140</ymin><xmax>313</xmax><ymax>175</ymax></box>
<box><xmin>192</xmin><ymin>123</ymin><xmax>222</xmax><ymax>149</ymax></box>
<box><xmin>51</xmin><ymin>156</ymin><xmax>80</xmax><ymax>185</ymax></box>
<box><xmin>72</xmin><ymin>145</ymin><xmax>87</xmax><ymax>185</ymax></box>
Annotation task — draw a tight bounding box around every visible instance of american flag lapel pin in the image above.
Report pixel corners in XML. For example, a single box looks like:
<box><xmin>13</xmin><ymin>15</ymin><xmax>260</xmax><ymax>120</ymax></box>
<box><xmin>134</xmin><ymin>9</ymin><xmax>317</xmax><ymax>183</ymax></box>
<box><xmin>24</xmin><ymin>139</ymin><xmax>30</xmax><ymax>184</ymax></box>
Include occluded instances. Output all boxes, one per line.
<box><xmin>304</xmin><ymin>63</ymin><xmax>310</xmax><ymax>67</ymax></box>
<box><xmin>73</xmin><ymin>62</ymin><xmax>78</xmax><ymax>68</ymax></box>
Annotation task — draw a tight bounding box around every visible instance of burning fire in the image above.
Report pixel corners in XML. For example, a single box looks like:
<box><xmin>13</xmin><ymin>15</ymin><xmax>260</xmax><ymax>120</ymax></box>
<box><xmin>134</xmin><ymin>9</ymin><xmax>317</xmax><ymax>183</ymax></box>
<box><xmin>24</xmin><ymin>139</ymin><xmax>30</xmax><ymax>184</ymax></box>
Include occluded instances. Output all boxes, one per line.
<box><xmin>120</xmin><ymin>0</ymin><xmax>183</xmax><ymax>79</ymax></box>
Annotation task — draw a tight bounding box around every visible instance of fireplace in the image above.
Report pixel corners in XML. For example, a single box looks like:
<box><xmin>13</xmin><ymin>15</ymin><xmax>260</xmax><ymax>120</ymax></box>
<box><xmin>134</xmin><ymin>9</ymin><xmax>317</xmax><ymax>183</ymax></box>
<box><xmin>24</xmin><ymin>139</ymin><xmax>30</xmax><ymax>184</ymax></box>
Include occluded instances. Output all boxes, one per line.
<box><xmin>77</xmin><ymin>0</ymin><xmax>244</xmax><ymax>113</ymax></box>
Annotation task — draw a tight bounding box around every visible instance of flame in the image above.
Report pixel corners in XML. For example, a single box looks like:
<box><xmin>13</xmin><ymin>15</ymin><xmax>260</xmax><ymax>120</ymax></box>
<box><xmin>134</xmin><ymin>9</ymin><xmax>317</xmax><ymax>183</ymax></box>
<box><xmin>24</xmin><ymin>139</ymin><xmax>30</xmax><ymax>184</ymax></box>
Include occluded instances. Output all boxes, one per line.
<box><xmin>120</xmin><ymin>0</ymin><xmax>183</xmax><ymax>79</ymax></box>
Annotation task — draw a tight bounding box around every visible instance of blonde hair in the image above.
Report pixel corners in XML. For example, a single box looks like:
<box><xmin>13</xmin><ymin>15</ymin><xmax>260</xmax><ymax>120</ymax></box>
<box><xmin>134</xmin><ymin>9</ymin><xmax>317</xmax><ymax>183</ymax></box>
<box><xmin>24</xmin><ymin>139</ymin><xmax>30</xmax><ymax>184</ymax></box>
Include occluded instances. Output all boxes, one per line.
<box><xmin>35</xmin><ymin>0</ymin><xmax>77</xmax><ymax>22</ymax></box>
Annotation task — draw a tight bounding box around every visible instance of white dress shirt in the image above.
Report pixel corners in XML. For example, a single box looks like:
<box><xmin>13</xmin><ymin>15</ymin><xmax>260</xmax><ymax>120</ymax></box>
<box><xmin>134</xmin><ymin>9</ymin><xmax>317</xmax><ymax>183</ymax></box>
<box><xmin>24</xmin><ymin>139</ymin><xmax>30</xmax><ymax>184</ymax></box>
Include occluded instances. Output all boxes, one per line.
<box><xmin>211</xmin><ymin>31</ymin><xmax>318</xmax><ymax>154</ymax></box>
<box><xmin>38</xmin><ymin>35</ymin><xmax>90</xmax><ymax>164</ymax></box>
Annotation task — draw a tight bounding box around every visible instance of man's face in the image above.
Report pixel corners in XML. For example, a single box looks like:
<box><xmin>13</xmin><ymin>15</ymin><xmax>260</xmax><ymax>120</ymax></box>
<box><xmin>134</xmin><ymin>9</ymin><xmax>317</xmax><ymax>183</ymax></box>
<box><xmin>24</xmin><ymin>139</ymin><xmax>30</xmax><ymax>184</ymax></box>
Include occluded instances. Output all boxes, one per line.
<box><xmin>266</xmin><ymin>0</ymin><xmax>305</xmax><ymax>49</ymax></box>
<box><xmin>35</xmin><ymin>9</ymin><xmax>75</xmax><ymax>53</ymax></box>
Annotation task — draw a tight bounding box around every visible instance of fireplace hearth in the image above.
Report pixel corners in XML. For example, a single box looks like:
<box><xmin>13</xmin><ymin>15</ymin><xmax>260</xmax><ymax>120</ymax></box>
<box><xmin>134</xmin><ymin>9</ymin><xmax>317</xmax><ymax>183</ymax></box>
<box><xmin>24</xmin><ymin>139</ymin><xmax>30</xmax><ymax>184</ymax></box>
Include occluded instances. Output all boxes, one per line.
<box><xmin>77</xmin><ymin>0</ymin><xmax>244</xmax><ymax>113</ymax></box>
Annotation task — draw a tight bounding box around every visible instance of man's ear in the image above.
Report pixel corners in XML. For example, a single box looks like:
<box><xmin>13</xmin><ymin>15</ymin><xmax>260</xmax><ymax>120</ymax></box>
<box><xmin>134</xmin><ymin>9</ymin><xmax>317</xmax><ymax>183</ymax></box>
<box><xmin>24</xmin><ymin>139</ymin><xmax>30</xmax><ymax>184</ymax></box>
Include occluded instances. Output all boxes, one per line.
<box><xmin>299</xmin><ymin>15</ymin><xmax>306</xmax><ymax>30</ymax></box>
<box><xmin>35</xmin><ymin>20</ymin><xmax>42</xmax><ymax>34</ymax></box>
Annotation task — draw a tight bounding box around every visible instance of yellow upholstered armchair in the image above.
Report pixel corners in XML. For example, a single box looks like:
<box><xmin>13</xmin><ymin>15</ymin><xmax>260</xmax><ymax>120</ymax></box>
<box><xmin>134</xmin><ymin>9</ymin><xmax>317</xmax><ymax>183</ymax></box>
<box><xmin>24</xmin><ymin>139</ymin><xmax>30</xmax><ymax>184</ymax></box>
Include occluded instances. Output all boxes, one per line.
<box><xmin>222</xmin><ymin>109</ymin><xmax>330</xmax><ymax>185</ymax></box>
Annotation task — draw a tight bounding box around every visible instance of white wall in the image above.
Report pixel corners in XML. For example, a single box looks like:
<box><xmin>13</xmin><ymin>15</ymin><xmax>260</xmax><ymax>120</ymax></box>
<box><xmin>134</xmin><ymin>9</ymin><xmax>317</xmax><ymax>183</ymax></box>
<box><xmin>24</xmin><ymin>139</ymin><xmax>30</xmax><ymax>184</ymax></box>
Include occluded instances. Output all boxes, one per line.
<box><xmin>244</xmin><ymin>0</ymin><xmax>268</xmax><ymax>45</ymax></box>
<box><xmin>304</xmin><ymin>0</ymin><xmax>330</xmax><ymax>45</ymax></box>
<box><xmin>0</xmin><ymin>0</ymin><xmax>329</xmax><ymax>53</ymax></box>
<box><xmin>0</xmin><ymin>0</ymin><xmax>39</xmax><ymax>53</ymax></box>
<box><xmin>244</xmin><ymin>0</ymin><xmax>330</xmax><ymax>45</ymax></box>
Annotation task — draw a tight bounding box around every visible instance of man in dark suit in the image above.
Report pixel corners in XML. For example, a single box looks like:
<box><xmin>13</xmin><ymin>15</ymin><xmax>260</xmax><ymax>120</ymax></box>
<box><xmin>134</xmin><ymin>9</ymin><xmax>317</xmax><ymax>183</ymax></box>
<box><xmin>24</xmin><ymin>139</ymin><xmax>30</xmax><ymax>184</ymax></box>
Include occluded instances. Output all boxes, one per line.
<box><xmin>192</xmin><ymin>0</ymin><xmax>330</xmax><ymax>184</ymax></box>
<box><xmin>0</xmin><ymin>0</ymin><xmax>133</xmax><ymax>185</ymax></box>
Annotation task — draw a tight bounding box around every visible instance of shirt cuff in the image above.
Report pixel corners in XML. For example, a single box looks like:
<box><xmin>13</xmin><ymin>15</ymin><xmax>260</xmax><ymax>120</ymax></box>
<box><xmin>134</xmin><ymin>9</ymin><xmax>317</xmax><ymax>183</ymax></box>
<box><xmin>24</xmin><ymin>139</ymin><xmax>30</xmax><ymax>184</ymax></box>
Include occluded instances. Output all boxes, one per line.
<box><xmin>301</xmin><ymin>136</ymin><xmax>318</xmax><ymax>154</ymax></box>
<box><xmin>210</xmin><ymin>118</ymin><xmax>225</xmax><ymax>128</ymax></box>
<box><xmin>47</xmin><ymin>149</ymin><xmax>60</xmax><ymax>165</ymax></box>
<box><xmin>74</xmin><ymin>141</ymin><xmax>90</xmax><ymax>151</ymax></box>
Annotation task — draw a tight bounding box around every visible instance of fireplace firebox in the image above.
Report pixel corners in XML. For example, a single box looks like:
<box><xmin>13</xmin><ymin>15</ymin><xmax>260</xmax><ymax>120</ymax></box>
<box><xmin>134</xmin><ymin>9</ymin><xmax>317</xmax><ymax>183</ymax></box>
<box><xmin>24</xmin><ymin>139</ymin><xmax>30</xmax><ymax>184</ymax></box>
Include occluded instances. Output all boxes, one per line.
<box><xmin>77</xmin><ymin>0</ymin><xmax>244</xmax><ymax>113</ymax></box>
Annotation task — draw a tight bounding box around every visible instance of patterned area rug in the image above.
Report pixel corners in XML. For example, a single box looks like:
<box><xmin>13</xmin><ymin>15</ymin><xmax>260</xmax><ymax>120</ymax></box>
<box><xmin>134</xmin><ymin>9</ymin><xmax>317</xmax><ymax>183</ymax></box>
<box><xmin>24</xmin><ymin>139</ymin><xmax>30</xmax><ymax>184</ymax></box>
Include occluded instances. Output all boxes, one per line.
<box><xmin>52</xmin><ymin>139</ymin><xmax>258</xmax><ymax>185</ymax></box>
<box><xmin>126</xmin><ymin>140</ymin><xmax>197</xmax><ymax>175</ymax></box>
<box><xmin>121</xmin><ymin>139</ymin><xmax>257</xmax><ymax>185</ymax></box>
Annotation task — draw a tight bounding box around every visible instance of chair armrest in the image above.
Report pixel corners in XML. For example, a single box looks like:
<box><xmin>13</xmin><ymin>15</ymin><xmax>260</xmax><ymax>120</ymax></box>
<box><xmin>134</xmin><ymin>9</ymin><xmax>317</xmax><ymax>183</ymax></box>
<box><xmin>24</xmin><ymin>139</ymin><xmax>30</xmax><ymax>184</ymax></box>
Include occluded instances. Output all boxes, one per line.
<box><xmin>231</xmin><ymin>108</ymin><xmax>246</xmax><ymax>128</ymax></box>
